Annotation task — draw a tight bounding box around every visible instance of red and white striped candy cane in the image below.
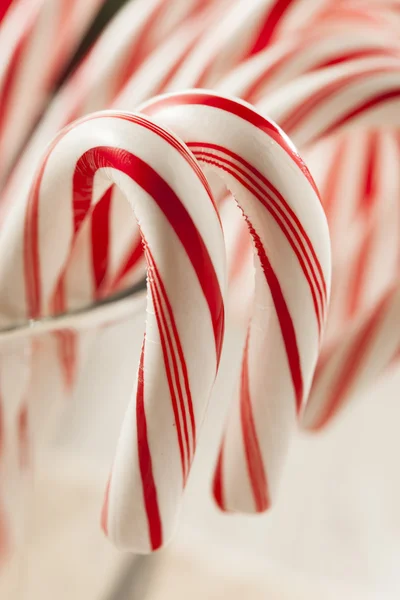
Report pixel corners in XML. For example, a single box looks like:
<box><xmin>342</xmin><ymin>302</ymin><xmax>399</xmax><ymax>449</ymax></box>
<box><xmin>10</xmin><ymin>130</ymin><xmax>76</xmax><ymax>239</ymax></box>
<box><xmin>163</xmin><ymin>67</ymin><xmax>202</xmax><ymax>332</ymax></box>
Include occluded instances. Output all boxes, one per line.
<box><xmin>218</xmin><ymin>27</ymin><xmax>400</xmax><ymax>105</ymax></box>
<box><xmin>57</xmin><ymin>0</ymin><xmax>219</xmax><ymax>121</ymax></box>
<box><xmin>140</xmin><ymin>90</ymin><xmax>331</xmax><ymax>513</ymax></box>
<box><xmin>164</xmin><ymin>0</ymin><xmax>330</xmax><ymax>91</ymax></box>
<box><xmin>0</xmin><ymin>0</ymin><xmax>105</xmax><ymax>185</ymax></box>
<box><xmin>0</xmin><ymin>110</ymin><xmax>226</xmax><ymax>553</ymax></box>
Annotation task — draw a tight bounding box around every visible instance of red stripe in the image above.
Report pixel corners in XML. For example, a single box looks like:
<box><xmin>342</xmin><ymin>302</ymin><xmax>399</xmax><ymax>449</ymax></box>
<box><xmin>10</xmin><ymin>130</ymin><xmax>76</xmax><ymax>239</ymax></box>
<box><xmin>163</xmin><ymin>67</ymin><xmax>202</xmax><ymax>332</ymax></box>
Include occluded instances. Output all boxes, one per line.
<box><xmin>311</xmin><ymin>291</ymin><xmax>392</xmax><ymax>430</ymax></box>
<box><xmin>346</xmin><ymin>133</ymin><xmax>378</xmax><ymax>318</ymax></box>
<box><xmin>314</xmin><ymin>47</ymin><xmax>400</xmax><ymax>72</ymax></box>
<box><xmin>91</xmin><ymin>185</ymin><xmax>113</xmax><ymax>293</ymax></box>
<box><xmin>147</xmin><ymin>247</ymin><xmax>196</xmax><ymax>456</ymax></box>
<box><xmin>190</xmin><ymin>147</ymin><xmax>326</xmax><ymax>329</ymax></box>
<box><xmin>24</xmin><ymin>158</ymin><xmax>44</xmax><ymax>318</ymax></box>
<box><xmin>280</xmin><ymin>66</ymin><xmax>396</xmax><ymax>136</ymax></box>
<box><xmin>245</xmin><ymin>0</ymin><xmax>293</xmax><ymax>57</ymax></box>
<box><xmin>320</xmin><ymin>88</ymin><xmax>400</xmax><ymax>141</ymax></box>
<box><xmin>240</xmin><ymin>335</ymin><xmax>270</xmax><ymax>511</ymax></box>
<box><xmin>320</xmin><ymin>137</ymin><xmax>347</xmax><ymax>222</ymax></box>
<box><xmin>359</xmin><ymin>132</ymin><xmax>378</xmax><ymax>215</ymax></box>
<box><xmin>17</xmin><ymin>404</ymin><xmax>29</xmax><ymax>470</ymax></box>
<box><xmin>48</xmin><ymin>278</ymin><xmax>78</xmax><ymax>390</ymax></box>
<box><xmin>101</xmin><ymin>476</ymin><xmax>111</xmax><ymax>536</ymax></box>
<box><xmin>136</xmin><ymin>340</ymin><xmax>163</xmax><ymax>550</ymax></box>
<box><xmin>142</xmin><ymin>93</ymin><xmax>320</xmax><ymax>197</ymax></box>
<box><xmin>146</xmin><ymin>250</ymin><xmax>188</xmax><ymax>478</ymax></box>
<box><xmin>54</xmin><ymin>330</ymin><xmax>77</xmax><ymax>390</ymax></box>
<box><xmin>212</xmin><ymin>446</ymin><xmax>226</xmax><ymax>510</ymax></box>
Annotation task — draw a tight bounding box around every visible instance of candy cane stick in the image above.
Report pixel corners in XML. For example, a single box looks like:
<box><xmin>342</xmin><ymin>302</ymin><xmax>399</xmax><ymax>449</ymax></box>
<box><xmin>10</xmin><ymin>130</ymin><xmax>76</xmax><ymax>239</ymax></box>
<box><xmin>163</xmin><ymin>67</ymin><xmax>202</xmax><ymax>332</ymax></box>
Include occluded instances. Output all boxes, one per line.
<box><xmin>140</xmin><ymin>90</ymin><xmax>331</xmax><ymax>513</ymax></box>
<box><xmin>218</xmin><ymin>28</ymin><xmax>400</xmax><ymax>104</ymax></box>
<box><xmin>0</xmin><ymin>0</ymin><xmax>105</xmax><ymax>185</ymax></box>
<box><xmin>165</xmin><ymin>0</ymin><xmax>329</xmax><ymax>91</ymax></box>
<box><xmin>261</xmin><ymin>60</ymin><xmax>400</xmax><ymax>146</ymax></box>
<box><xmin>0</xmin><ymin>109</ymin><xmax>226</xmax><ymax>553</ymax></box>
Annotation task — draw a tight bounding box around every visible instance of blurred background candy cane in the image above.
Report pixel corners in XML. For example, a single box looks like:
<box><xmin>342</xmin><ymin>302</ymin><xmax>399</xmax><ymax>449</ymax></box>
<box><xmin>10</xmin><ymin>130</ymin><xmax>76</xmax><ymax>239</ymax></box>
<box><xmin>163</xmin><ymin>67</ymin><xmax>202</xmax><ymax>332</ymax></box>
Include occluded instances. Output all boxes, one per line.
<box><xmin>255</xmin><ymin>59</ymin><xmax>400</xmax><ymax>428</ymax></box>
<box><xmin>0</xmin><ymin>0</ymin><xmax>106</xmax><ymax>185</ymax></box>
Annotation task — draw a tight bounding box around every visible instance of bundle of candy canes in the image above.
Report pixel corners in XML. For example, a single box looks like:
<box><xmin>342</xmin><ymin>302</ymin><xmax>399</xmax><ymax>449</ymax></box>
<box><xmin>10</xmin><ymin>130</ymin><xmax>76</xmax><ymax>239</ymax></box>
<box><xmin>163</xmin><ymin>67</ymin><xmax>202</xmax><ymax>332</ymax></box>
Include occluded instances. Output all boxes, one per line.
<box><xmin>0</xmin><ymin>0</ymin><xmax>399</xmax><ymax>562</ymax></box>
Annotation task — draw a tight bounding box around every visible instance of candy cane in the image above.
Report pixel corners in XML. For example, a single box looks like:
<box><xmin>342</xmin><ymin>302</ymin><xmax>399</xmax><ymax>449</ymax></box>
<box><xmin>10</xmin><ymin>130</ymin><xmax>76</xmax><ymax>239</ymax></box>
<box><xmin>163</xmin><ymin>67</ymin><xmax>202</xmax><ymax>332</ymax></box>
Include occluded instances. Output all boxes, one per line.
<box><xmin>164</xmin><ymin>0</ymin><xmax>330</xmax><ymax>91</ymax></box>
<box><xmin>0</xmin><ymin>0</ymin><xmax>105</xmax><ymax>185</ymax></box>
<box><xmin>140</xmin><ymin>90</ymin><xmax>331</xmax><ymax>513</ymax></box>
<box><xmin>0</xmin><ymin>109</ymin><xmax>226</xmax><ymax>554</ymax></box>
<box><xmin>218</xmin><ymin>28</ymin><xmax>400</xmax><ymax>104</ymax></box>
